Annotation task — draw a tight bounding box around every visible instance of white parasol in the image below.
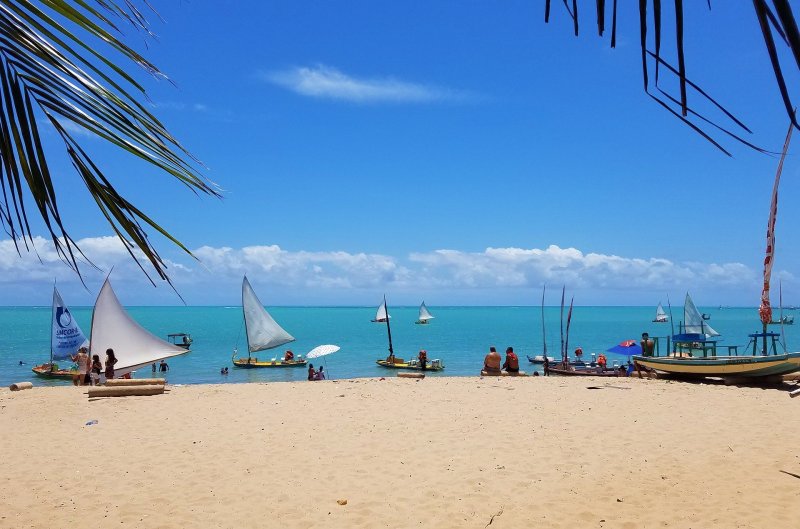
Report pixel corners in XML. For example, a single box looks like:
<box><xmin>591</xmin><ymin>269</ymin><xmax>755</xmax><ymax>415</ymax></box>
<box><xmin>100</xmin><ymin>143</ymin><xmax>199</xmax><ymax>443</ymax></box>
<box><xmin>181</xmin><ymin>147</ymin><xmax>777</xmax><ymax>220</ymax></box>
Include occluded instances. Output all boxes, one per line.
<box><xmin>306</xmin><ymin>344</ymin><xmax>340</xmax><ymax>380</ymax></box>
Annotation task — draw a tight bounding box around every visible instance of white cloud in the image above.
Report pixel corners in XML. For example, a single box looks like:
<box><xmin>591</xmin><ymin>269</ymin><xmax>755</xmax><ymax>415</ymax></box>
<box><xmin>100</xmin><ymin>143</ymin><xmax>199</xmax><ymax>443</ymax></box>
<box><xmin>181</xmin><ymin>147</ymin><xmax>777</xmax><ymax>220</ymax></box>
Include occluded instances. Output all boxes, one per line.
<box><xmin>262</xmin><ymin>65</ymin><xmax>474</xmax><ymax>103</ymax></box>
<box><xmin>0</xmin><ymin>237</ymin><xmax>765</xmax><ymax>304</ymax></box>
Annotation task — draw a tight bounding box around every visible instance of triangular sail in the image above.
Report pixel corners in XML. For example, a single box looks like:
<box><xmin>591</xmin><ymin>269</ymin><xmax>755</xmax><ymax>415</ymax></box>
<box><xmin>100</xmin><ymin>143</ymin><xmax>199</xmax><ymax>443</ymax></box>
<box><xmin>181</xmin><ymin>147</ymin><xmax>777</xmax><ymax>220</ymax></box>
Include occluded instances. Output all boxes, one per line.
<box><xmin>683</xmin><ymin>293</ymin><xmax>719</xmax><ymax>336</ymax></box>
<box><xmin>418</xmin><ymin>301</ymin><xmax>434</xmax><ymax>322</ymax></box>
<box><xmin>90</xmin><ymin>279</ymin><xmax>188</xmax><ymax>374</ymax></box>
<box><xmin>51</xmin><ymin>287</ymin><xmax>89</xmax><ymax>361</ymax></box>
<box><xmin>373</xmin><ymin>300</ymin><xmax>391</xmax><ymax>322</ymax></box>
<box><xmin>655</xmin><ymin>302</ymin><xmax>668</xmax><ymax>322</ymax></box>
<box><xmin>242</xmin><ymin>276</ymin><xmax>295</xmax><ymax>353</ymax></box>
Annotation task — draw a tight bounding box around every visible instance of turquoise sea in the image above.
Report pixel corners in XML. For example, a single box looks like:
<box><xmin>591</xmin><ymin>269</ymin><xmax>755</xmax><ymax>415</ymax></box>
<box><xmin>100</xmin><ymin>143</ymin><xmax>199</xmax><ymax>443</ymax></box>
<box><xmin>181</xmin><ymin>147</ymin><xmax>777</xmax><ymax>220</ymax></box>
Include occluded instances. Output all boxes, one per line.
<box><xmin>1</xmin><ymin>305</ymin><xmax>796</xmax><ymax>388</ymax></box>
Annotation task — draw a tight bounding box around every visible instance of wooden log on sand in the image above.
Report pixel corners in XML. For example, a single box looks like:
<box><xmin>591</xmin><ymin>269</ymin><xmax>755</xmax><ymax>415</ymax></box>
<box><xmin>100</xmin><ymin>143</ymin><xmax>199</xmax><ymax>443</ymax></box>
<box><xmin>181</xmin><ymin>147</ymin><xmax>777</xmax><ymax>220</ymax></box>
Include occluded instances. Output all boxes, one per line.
<box><xmin>88</xmin><ymin>385</ymin><xmax>165</xmax><ymax>398</ymax></box>
<box><xmin>9</xmin><ymin>381</ymin><xmax>33</xmax><ymax>391</ymax></box>
<box><xmin>397</xmin><ymin>372</ymin><xmax>425</xmax><ymax>379</ymax></box>
<box><xmin>104</xmin><ymin>378</ymin><xmax>165</xmax><ymax>387</ymax></box>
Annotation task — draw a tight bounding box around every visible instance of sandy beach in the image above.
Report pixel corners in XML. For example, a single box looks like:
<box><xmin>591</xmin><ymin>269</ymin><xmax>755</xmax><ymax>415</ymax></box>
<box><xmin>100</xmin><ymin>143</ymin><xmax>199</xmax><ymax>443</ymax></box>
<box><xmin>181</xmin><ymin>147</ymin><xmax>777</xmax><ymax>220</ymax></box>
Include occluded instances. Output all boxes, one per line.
<box><xmin>1</xmin><ymin>376</ymin><xmax>799</xmax><ymax>528</ymax></box>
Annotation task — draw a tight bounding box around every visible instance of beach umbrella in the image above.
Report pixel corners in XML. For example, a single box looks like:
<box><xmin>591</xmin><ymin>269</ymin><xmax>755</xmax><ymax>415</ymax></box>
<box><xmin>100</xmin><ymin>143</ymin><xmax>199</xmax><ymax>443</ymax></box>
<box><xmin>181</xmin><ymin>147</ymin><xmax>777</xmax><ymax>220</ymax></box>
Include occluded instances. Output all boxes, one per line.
<box><xmin>606</xmin><ymin>340</ymin><xmax>643</xmax><ymax>357</ymax></box>
<box><xmin>306</xmin><ymin>344</ymin><xmax>340</xmax><ymax>380</ymax></box>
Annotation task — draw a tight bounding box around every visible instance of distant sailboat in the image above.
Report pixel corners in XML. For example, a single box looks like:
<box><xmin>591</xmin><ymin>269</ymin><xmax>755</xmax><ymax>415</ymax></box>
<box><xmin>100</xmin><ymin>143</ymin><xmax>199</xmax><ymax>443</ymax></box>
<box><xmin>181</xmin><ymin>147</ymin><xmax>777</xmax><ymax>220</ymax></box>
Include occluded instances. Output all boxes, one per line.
<box><xmin>415</xmin><ymin>301</ymin><xmax>435</xmax><ymax>325</ymax></box>
<box><xmin>32</xmin><ymin>286</ymin><xmax>90</xmax><ymax>378</ymax></box>
<box><xmin>232</xmin><ymin>276</ymin><xmax>305</xmax><ymax>368</ymax></box>
<box><xmin>89</xmin><ymin>278</ymin><xmax>189</xmax><ymax>377</ymax></box>
<box><xmin>371</xmin><ymin>299</ymin><xmax>391</xmax><ymax>323</ymax></box>
<box><xmin>682</xmin><ymin>293</ymin><xmax>719</xmax><ymax>337</ymax></box>
<box><xmin>653</xmin><ymin>302</ymin><xmax>669</xmax><ymax>323</ymax></box>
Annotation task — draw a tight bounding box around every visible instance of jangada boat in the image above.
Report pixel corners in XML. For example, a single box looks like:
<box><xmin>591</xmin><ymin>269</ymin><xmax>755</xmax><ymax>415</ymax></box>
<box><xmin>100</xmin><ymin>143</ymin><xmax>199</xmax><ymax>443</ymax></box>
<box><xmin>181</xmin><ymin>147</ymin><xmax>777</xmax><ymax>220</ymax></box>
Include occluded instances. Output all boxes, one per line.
<box><xmin>232</xmin><ymin>276</ymin><xmax>306</xmax><ymax>368</ymax></box>
<box><xmin>634</xmin><ymin>123</ymin><xmax>800</xmax><ymax>380</ymax></box>
<box><xmin>415</xmin><ymin>301</ymin><xmax>435</xmax><ymax>325</ymax></box>
<box><xmin>375</xmin><ymin>295</ymin><xmax>444</xmax><ymax>371</ymax></box>
<box><xmin>653</xmin><ymin>302</ymin><xmax>669</xmax><ymax>323</ymax></box>
<box><xmin>89</xmin><ymin>279</ymin><xmax>190</xmax><ymax>377</ymax></box>
<box><xmin>32</xmin><ymin>286</ymin><xmax>89</xmax><ymax>379</ymax></box>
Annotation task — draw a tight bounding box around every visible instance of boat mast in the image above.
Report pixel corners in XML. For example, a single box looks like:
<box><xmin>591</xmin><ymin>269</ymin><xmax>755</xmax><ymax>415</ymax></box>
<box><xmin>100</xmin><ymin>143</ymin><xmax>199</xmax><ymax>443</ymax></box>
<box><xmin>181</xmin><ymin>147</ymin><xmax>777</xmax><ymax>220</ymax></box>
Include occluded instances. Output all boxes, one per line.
<box><xmin>540</xmin><ymin>285</ymin><xmax>547</xmax><ymax>357</ymax></box>
<box><xmin>50</xmin><ymin>283</ymin><xmax>55</xmax><ymax>367</ymax></box>
<box><xmin>242</xmin><ymin>277</ymin><xmax>252</xmax><ymax>362</ymax></box>
<box><xmin>384</xmin><ymin>295</ymin><xmax>394</xmax><ymax>356</ymax></box>
<box><xmin>559</xmin><ymin>286</ymin><xmax>565</xmax><ymax>365</ymax></box>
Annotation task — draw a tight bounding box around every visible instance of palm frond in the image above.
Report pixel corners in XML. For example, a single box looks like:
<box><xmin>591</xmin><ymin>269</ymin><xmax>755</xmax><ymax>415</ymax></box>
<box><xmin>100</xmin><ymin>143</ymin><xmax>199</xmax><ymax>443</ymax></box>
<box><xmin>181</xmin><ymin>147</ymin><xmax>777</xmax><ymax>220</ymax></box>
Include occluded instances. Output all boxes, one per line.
<box><xmin>546</xmin><ymin>1</ymin><xmax>800</xmax><ymax>152</ymax></box>
<box><xmin>0</xmin><ymin>0</ymin><xmax>220</xmax><ymax>286</ymax></box>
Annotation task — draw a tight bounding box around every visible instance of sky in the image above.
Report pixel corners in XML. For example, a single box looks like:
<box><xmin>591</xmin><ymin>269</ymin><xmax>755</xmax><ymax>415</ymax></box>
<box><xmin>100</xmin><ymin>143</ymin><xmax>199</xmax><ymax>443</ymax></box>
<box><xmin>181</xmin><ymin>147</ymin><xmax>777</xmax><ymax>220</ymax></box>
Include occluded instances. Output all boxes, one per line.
<box><xmin>1</xmin><ymin>1</ymin><xmax>799</xmax><ymax>306</ymax></box>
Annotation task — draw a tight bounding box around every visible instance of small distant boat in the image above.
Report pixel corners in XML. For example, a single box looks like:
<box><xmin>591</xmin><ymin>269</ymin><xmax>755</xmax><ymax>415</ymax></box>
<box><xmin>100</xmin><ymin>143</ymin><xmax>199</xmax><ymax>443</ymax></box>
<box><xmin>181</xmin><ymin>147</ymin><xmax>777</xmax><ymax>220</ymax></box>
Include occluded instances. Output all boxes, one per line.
<box><xmin>415</xmin><ymin>301</ymin><xmax>435</xmax><ymax>325</ymax></box>
<box><xmin>370</xmin><ymin>300</ymin><xmax>391</xmax><ymax>323</ymax></box>
<box><xmin>701</xmin><ymin>313</ymin><xmax>711</xmax><ymax>320</ymax></box>
<box><xmin>32</xmin><ymin>286</ymin><xmax>89</xmax><ymax>379</ymax></box>
<box><xmin>768</xmin><ymin>314</ymin><xmax>794</xmax><ymax>325</ymax></box>
<box><xmin>375</xmin><ymin>295</ymin><xmax>444</xmax><ymax>371</ymax></box>
<box><xmin>232</xmin><ymin>277</ymin><xmax>306</xmax><ymax>368</ymax></box>
<box><xmin>167</xmin><ymin>333</ymin><xmax>193</xmax><ymax>349</ymax></box>
<box><xmin>653</xmin><ymin>302</ymin><xmax>669</xmax><ymax>323</ymax></box>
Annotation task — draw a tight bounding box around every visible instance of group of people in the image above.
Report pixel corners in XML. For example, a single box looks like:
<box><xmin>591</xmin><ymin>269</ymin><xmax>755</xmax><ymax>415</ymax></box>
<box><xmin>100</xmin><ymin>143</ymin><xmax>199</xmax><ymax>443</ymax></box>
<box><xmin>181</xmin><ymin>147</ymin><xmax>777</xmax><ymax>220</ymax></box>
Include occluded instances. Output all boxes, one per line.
<box><xmin>151</xmin><ymin>360</ymin><xmax>170</xmax><ymax>373</ymax></box>
<box><xmin>483</xmin><ymin>346</ymin><xmax>519</xmax><ymax>374</ymax></box>
<box><xmin>307</xmin><ymin>363</ymin><xmax>326</xmax><ymax>381</ymax></box>
<box><xmin>71</xmin><ymin>347</ymin><xmax>118</xmax><ymax>386</ymax></box>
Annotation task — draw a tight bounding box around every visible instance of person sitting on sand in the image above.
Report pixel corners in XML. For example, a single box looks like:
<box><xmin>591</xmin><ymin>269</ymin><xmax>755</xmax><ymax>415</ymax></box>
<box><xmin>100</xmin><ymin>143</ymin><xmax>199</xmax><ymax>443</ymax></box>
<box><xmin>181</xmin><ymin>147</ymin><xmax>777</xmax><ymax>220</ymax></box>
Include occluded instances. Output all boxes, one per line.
<box><xmin>483</xmin><ymin>346</ymin><xmax>502</xmax><ymax>373</ymax></box>
<box><xmin>502</xmin><ymin>346</ymin><xmax>519</xmax><ymax>373</ymax></box>
<box><xmin>284</xmin><ymin>350</ymin><xmax>294</xmax><ymax>362</ymax></box>
<box><xmin>315</xmin><ymin>365</ymin><xmax>326</xmax><ymax>380</ymax></box>
<box><xmin>308</xmin><ymin>363</ymin><xmax>316</xmax><ymax>381</ymax></box>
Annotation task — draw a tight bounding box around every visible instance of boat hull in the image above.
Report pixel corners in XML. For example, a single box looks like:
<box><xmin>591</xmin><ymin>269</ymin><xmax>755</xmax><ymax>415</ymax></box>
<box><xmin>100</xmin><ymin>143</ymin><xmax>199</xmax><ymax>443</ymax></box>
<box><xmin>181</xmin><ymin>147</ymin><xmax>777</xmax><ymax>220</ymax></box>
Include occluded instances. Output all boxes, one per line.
<box><xmin>232</xmin><ymin>356</ymin><xmax>307</xmax><ymax>368</ymax></box>
<box><xmin>376</xmin><ymin>359</ymin><xmax>444</xmax><ymax>371</ymax></box>
<box><xmin>632</xmin><ymin>352</ymin><xmax>800</xmax><ymax>378</ymax></box>
<box><xmin>31</xmin><ymin>364</ymin><xmax>75</xmax><ymax>379</ymax></box>
<box><xmin>547</xmin><ymin>366</ymin><xmax>626</xmax><ymax>377</ymax></box>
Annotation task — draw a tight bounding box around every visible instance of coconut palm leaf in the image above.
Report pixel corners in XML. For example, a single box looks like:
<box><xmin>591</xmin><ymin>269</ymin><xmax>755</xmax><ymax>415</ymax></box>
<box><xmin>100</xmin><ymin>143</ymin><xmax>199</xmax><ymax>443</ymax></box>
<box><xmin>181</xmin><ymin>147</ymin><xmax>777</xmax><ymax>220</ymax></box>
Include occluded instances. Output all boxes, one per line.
<box><xmin>0</xmin><ymin>0</ymin><xmax>219</xmax><ymax>286</ymax></box>
<box><xmin>547</xmin><ymin>1</ymin><xmax>800</xmax><ymax>153</ymax></box>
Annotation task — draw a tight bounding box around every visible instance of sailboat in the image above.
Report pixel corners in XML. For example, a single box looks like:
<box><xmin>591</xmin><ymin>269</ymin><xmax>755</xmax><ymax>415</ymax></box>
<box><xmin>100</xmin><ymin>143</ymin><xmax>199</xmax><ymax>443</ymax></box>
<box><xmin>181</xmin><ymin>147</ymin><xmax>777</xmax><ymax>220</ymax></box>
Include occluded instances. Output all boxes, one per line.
<box><xmin>31</xmin><ymin>286</ymin><xmax>90</xmax><ymax>378</ymax></box>
<box><xmin>653</xmin><ymin>302</ymin><xmax>669</xmax><ymax>323</ymax></box>
<box><xmin>232</xmin><ymin>276</ymin><xmax>305</xmax><ymax>368</ymax></box>
<box><xmin>633</xmin><ymin>122</ymin><xmax>800</xmax><ymax>379</ymax></box>
<box><xmin>375</xmin><ymin>295</ymin><xmax>444</xmax><ymax>371</ymax></box>
<box><xmin>370</xmin><ymin>299</ymin><xmax>391</xmax><ymax>323</ymax></box>
<box><xmin>415</xmin><ymin>301</ymin><xmax>435</xmax><ymax>325</ymax></box>
<box><xmin>88</xmin><ymin>278</ymin><xmax>190</xmax><ymax>377</ymax></box>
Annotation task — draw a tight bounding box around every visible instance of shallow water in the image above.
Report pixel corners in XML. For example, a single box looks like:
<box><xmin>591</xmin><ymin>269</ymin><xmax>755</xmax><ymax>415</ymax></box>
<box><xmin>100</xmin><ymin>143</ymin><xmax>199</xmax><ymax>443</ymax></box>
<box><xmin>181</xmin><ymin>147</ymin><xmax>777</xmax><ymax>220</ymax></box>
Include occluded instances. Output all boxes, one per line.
<box><xmin>1</xmin><ymin>305</ymin><xmax>794</xmax><ymax>387</ymax></box>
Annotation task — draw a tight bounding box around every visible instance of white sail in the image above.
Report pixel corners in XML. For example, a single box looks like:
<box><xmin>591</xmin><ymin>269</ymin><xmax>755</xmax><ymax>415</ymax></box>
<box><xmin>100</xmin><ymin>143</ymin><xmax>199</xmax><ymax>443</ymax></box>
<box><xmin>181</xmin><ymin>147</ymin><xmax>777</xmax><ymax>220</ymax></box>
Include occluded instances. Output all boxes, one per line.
<box><xmin>373</xmin><ymin>300</ymin><xmax>390</xmax><ymax>322</ymax></box>
<box><xmin>683</xmin><ymin>293</ymin><xmax>719</xmax><ymax>337</ymax></box>
<box><xmin>242</xmin><ymin>276</ymin><xmax>295</xmax><ymax>353</ymax></box>
<box><xmin>90</xmin><ymin>279</ymin><xmax>188</xmax><ymax>374</ymax></box>
<box><xmin>51</xmin><ymin>287</ymin><xmax>89</xmax><ymax>360</ymax></box>
<box><xmin>418</xmin><ymin>301</ymin><xmax>434</xmax><ymax>322</ymax></box>
<box><xmin>654</xmin><ymin>302</ymin><xmax>668</xmax><ymax>322</ymax></box>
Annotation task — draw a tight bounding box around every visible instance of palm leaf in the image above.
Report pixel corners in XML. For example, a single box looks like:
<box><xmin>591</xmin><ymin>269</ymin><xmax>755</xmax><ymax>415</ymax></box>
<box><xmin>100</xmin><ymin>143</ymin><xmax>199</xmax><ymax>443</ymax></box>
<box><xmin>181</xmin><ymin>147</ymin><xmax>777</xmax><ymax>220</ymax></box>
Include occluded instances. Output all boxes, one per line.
<box><xmin>0</xmin><ymin>0</ymin><xmax>220</xmax><ymax>286</ymax></box>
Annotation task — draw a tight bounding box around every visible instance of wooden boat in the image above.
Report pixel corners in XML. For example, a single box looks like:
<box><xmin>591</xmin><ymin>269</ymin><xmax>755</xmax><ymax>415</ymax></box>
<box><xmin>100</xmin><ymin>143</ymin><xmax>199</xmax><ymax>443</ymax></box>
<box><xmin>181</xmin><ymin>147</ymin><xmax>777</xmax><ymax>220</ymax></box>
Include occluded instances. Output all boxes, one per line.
<box><xmin>527</xmin><ymin>354</ymin><xmax>556</xmax><ymax>364</ymax></box>
<box><xmin>32</xmin><ymin>286</ymin><xmax>89</xmax><ymax>380</ymax></box>
<box><xmin>90</xmin><ymin>279</ymin><xmax>190</xmax><ymax>377</ymax></box>
<box><xmin>374</xmin><ymin>295</ymin><xmax>444</xmax><ymax>371</ymax></box>
<box><xmin>31</xmin><ymin>363</ymin><xmax>75</xmax><ymax>379</ymax></box>
<box><xmin>653</xmin><ymin>302</ymin><xmax>669</xmax><ymax>323</ymax></box>
<box><xmin>168</xmin><ymin>333</ymin><xmax>193</xmax><ymax>349</ymax></box>
<box><xmin>370</xmin><ymin>300</ymin><xmax>390</xmax><ymax>323</ymax></box>
<box><xmin>634</xmin><ymin>124</ymin><xmax>800</xmax><ymax>380</ymax></box>
<box><xmin>415</xmin><ymin>301</ymin><xmax>435</xmax><ymax>325</ymax></box>
<box><xmin>547</xmin><ymin>364</ymin><xmax>628</xmax><ymax>377</ymax></box>
<box><xmin>232</xmin><ymin>277</ymin><xmax>306</xmax><ymax>368</ymax></box>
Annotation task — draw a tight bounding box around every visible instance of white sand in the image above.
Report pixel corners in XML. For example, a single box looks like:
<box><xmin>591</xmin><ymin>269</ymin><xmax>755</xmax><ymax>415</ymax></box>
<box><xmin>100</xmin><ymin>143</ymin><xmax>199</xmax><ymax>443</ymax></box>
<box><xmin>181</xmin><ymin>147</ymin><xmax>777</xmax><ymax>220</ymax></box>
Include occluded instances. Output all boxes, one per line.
<box><xmin>1</xmin><ymin>376</ymin><xmax>799</xmax><ymax>528</ymax></box>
